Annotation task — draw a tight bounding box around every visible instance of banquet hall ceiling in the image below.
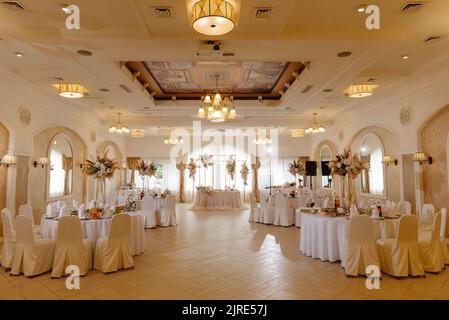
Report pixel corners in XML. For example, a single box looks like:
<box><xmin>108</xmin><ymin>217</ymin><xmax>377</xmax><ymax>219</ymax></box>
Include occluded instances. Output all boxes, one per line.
<box><xmin>1</xmin><ymin>0</ymin><xmax>449</xmax><ymax>131</ymax></box>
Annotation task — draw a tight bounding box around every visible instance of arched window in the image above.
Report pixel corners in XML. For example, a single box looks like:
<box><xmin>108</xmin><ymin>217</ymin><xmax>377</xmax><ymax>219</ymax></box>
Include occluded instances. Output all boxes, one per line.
<box><xmin>48</xmin><ymin>135</ymin><xmax>73</xmax><ymax>199</ymax></box>
<box><xmin>360</xmin><ymin>134</ymin><xmax>385</xmax><ymax>196</ymax></box>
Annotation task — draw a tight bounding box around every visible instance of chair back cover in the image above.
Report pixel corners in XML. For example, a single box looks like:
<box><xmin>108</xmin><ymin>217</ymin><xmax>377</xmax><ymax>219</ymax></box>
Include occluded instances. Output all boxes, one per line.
<box><xmin>15</xmin><ymin>216</ymin><xmax>35</xmax><ymax>246</ymax></box>
<box><xmin>396</xmin><ymin>215</ymin><xmax>419</xmax><ymax>245</ymax></box>
<box><xmin>19</xmin><ymin>204</ymin><xmax>34</xmax><ymax>225</ymax></box>
<box><xmin>141</xmin><ymin>196</ymin><xmax>155</xmax><ymax>213</ymax></box>
<box><xmin>430</xmin><ymin>212</ymin><xmax>442</xmax><ymax>244</ymax></box>
<box><xmin>348</xmin><ymin>215</ymin><xmax>376</xmax><ymax>245</ymax></box>
<box><xmin>78</xmin><ymin>204</ymin><xmax>86</xmax><ymax>218</ymax></box>
<box><xmin>164</xmin><ymin>195</ymin><xmax>176</xmax><ymax>211</ymax></box>
<box><xmin>440</xmin><ymin>208</ymin><xmax>447</xmax><ymax>241</ymax></box>
<box><xmin>421</xmin><ymin>203</ymin><xmax>435</xmax><ymax>225</ymax></box>
<box><xmin>108</xmin><ymin>214</ymin><xmax>131</xmax><ymax>246</ymax></box>
<box><xmin>57</xmin><ymin>216</ymin><xmax>83</xmax><ymax>246</ymax></box>
<box><xmin>298</xmin><ymin>195</ymin><xmax>309</xmax><ymax>208</ymax></box>
<box><xmin>1</xmin><ymin>209</ymin><xmax>14</xmax><ymax>242</ymax></box>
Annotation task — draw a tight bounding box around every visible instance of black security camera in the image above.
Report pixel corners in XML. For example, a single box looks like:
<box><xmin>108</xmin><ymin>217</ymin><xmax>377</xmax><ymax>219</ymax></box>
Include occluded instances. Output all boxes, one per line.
<box><xmin>213</xmin><ymin>44</ymin><xmax>221</xmax><ymax>51</ymax></box>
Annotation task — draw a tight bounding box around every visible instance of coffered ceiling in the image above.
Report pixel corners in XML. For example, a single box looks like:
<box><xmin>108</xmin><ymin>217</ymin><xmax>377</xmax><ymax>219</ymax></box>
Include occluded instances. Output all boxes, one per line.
<box><xmin>0</xmin><ymin>0</ymin><xmax>449</xmax><ymax>132</ymax></box>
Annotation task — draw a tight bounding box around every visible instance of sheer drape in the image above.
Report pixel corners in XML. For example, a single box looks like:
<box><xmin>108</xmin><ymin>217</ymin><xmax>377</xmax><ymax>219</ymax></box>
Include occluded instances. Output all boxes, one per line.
<box><xmin>258</xmin><ymin>157</ymin><xmax>300</xmax><ymax>192</ymax></box>
<box><xmin>369</xmin><ymin>148</ymin><xmax>384</xmax><ymax>195</ymax></box>
<box><xmin>49</xmin><ymin>150</ymin><xmax>65</xmax><ymax>197</ymax></box>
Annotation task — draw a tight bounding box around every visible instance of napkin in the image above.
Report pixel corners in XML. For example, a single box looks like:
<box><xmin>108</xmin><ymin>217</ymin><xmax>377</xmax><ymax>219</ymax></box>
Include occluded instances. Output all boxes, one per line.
<box><xmin>59</xmin><ymin>205</ymin><xmax>67</xmax><ymax>218</ymax></box>
<box><xmin>371</xmin><ymin>208</ymin><xmax>379</xmax><ymax>218</ymax></box>
<box><xmin>78</xmin><ymin>204</ymin><xmax>86</xmax><ymax>218</ymax></box>
<box><xmin>46</xmin><ymin>203</ymin><xmax>55</xmax><ymax>217</ymax></box>
<box><xmin>72</xmin><ymin>200</ymin><xmax>80</xmax><ymax>210</ymax></box>
<box><xmin>350</xmin><ymin>204</ymin><xmax>358</xmax><ymax>216</ymax></box>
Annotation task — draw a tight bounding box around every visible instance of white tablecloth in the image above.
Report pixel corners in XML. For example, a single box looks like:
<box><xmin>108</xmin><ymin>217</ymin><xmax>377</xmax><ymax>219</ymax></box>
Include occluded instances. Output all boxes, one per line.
<box><xmin>136</xmin><ymin>198</ymin><xmax>165</xmax><ymax>212</ymax></box>
<box><xmin>191</xmin><ymin>190</ymin><xmax>244</xmax><ymax>211</ymax></box>
<box><xmin>40</xmin><ymin>212</ymin><xmax>145</xmax><ymax>256</ymax></box>
<box><xmin>299</xmin><ymin>212</ymin><xmax>399</xmax><ymax>262</ymax></box>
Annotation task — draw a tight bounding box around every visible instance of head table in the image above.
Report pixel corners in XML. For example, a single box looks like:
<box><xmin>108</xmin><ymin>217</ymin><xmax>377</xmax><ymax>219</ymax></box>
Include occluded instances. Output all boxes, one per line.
<box><xmin>191</xmin><ymin>190</ymin><xmax>244</xmax><ymax>211</ymax></box>
<box><xmin>299</xmin><ymin>210</ymin><xmax>399</xmax><ymax>263</ymax></box>
<box><xmin>40</xmin><ymin>212</ymin><xmax>145</xmax><ymax>256</ymax></box>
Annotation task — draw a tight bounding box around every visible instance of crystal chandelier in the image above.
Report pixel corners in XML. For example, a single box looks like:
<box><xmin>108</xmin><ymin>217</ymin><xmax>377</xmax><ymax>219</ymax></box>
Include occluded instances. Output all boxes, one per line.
<box><xmin>109</xmin><ymin>113</ymin><xmax>130</xmax><ymax>134</ymax></box>
<box><xmin>305</xmin><ymin>113</ymin><xmax>326</xmax><ymax>134</ymax></box>
<box><xmin>192</xmin><ymin>0</ymin><xmax>235</xmax><ymax>36</ymax></box>
<box><xmin>164</xmin><ymin>137</ymin><xmax>184</xmax><ymax>145</ymax></box>
<box><xmin>197</xmin><ymin>74</ymin><xmax>236</xmax><ymax>123</ymax></box>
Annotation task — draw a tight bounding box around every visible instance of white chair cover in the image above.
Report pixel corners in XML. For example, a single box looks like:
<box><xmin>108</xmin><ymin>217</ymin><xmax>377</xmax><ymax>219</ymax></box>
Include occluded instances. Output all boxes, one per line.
<box><xmin>418</xmin><ymin>212</ymin><xmax>443</xmax><ymax>273</ymax></box>
<box><xmin>94</xmin><ymin>214</ymin><xmax>133</xmax><ymax>273</ymax></box>
<box><xmin>141</xmin><ymin>196</ymin><xmax>157</xmax><ymax>228</ymax></box>
<box><xmin>420</xmin><ymin>204</ymin><xmax>435</xmax><ymax>229</ymax></box>
<box><xmin>440</xmin><ymin>208</ymin><xmax>449</xmax><ymax>265</ymax></box>
<box><xmin>260</xmin><ymin>197</ymin><xmax>274</xmax><ymax>224</ymax></box>
<box><xmin>0</xmin><ymin>209</ymin><xmax>16</xmax><ymax>269</ymax></box>
<box><xmin>273</xmin><ymin>194</ymin><xmax>294</xmax><ymax>227</ymax></box>
<box><xmin>46</xmin><ymin>203</ymin><xmax>55</xmax><ymax>217</ymax></box>
<box><xmin>376</xmin><ymin>215</ymin><xmax>424</xmax><ymax>277</ymax></box>
<box><xmin>58</xmin><ymin>205</ymin><xmax>68</xmax><ymax>218</ymax></box>
<box><xmin>52</xmin><ymin>216</ymin><xmax>92</xmax><ymax>277</ymax></box>
<box><xmin>249</xmin><ymin>193</ymin><xmax>261</xmax><ymax>223</ymax></box>
<box><xmin>19</xmin><ymin>204</ymin><xmax>41</xmax><ymax>235</ymax></box>
<box><xmin>159</xmin><ymin>195</ymin><xmax>177</xmax><ymax>227</ymax></box>
<box><xmin>342</xmin><ymin>215</ymin><xmax>380</xmax><ymax>276</ymax></box>
<box><xmin>398</xmin><ymin>201</ymin><xmax>412</xmax><ymax>215</ymax></box>
<box><xmin>298</xmin><ymin>195</ymin><xmax>309</xmax><ymax>208</ymax></box>
<box><xmin>11</xmin><ymin>216</ymin><xmax>56</xmax><ymax>277</ymax></box>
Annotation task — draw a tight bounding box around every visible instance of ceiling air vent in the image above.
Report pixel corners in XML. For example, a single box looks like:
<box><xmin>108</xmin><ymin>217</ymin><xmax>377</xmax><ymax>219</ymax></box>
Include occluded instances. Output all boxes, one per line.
<box><xmin>1</xmin><ymin>1</ymin><xmax>24</xmax><ymax>11</ymax></box>
<box><xmin>424</xmin><ymin>36</ymin><xmax>441</xmax><ymax>44</ymax></box>
<box><xmin>154</xmin><ymin>7</ymin><xmax>172</xmax><ymax>18</ymax></box>
<box><xmin>254</xmin><ymin>8</ymin><xmax>272</xmax><ymax>19</ymax></box>
<box><xmin>222</xmin><ymin>52</ymin><xmax>235</xmax><ymax>57</ymax></box>
<box><xmin>119</xmin><ymin>84</ymin><xmax>132</xmax><ymax>93</ymax></box>
<box><xmin>302</xmin><ymin>85</ymin><xmax>314</xmax><ymax>94</ymax></box>
<box><xmin>401</xmin><ymin>2</ymin><xmax>425</xmax><ymax>13</ymax></box>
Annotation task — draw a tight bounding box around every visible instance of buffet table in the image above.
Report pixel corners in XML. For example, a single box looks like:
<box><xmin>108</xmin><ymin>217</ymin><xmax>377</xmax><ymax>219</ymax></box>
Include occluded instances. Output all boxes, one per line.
<box><xmin>299</xmin><ymin>211</ymin><xmax>399</xmax><ymax>262</ymax></box>
<box><xmin>40</xmin><ymin>212</ymin><xmax>146</xmax><ymax>256</ymax></box>
<box><xmin>191</xmin><ymin>190</ymin><xmax>244</xmax><ymax>211</ymax></box>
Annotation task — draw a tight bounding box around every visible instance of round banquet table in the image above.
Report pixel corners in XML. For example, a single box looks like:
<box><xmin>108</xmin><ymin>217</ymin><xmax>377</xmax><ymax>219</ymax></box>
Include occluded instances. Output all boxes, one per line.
<box><xmin>40</xmin><ymin>212</ymin><xmax>145</xmax><ymax>256</ymax></box>
<box><xmin>191</xmin><ymin>190</ymin><xmax>244</xmax><ymax>211</ymax></box>
<box><xmin>299</xmin><ymin>212</ymin><xmax>399</xmax><ymax>262</ymax></box>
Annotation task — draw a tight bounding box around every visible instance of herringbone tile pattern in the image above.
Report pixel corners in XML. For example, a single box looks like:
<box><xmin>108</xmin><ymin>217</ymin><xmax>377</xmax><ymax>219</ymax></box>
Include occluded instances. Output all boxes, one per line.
<box><xmin>1</xmin><ymin>204</ymin><xmax>449</xmax><ymax>300</ymax></box>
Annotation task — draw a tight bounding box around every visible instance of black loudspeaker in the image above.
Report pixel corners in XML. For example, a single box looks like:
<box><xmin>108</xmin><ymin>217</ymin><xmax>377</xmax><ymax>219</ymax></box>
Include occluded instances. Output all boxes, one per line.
<box><xmin>305</xmin><ymin>161</ymin><xmax>317</xmax><ymax>176</ymax></box>
<box><xmin>321</xmin><ymin>161</ymin><xmax>331</xmax><ymax>176</ymax></box>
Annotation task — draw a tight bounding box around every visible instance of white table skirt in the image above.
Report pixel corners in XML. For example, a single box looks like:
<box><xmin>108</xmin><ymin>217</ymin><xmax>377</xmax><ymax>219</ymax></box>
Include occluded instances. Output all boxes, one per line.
<box><xmin>40</xmin><ymin>212</ymin><xmax>145</xmax><ymax>256</ymax></box>
<box><xmin>299</xmin><ymin>212</ymin><xmax>399</xmax><ymax>262</ymax></box>
<box><xmin>191</xmin><ymin>190</ymin><xmax>244</xmax><ymax>211</ymax></box>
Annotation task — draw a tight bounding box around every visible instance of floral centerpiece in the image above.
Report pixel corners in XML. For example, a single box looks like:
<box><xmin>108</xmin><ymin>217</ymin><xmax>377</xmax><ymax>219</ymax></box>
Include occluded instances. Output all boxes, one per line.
<box><xmin>226</xmin><ymin>157</ymin><xmax>236</xmax><ymax>181</ymax></box>
<box><xmin>137</xmin><ymin>160</ymin><xmax>157</xmax><ymax>191</ymax></box>
<box><xmin>288</xmin><ymin>158</ymin><xmax>305</xmax><ymax>187</ymax></box>
<box><xmin>240</xmin><ymin>162</ymin><xmax>249</xmax><ymax>186</ymax></box>
<box><xmin>328</xmin><ymin>148</ymin><xmax>369</xmax><ymax>209</ymax></box>
<box><xmin>82</xmin><ymin>148</ymin><xmax>119</xmax><ymax>202</ymax></box>
<box><xmin>200</xmin><ymin>155</ymin><xmax>213</xmax><ymax>169</ymax></box>
<box><xmin>187</xmin><ymin>158</ymin><xmax>197</xmax><ymax>178</ymax></box>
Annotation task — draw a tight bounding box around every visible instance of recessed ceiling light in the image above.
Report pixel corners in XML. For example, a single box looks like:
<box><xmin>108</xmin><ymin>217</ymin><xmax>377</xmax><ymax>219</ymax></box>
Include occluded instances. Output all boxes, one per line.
<box><xmin>99</xmin><ymin>88</ymin><xmax>110</xmax><ymax>92</ymax></box>
<box><xmin>14</xmin><ymin>52</ymin><xmax>24</xmax><ymax>57</ymax></box>
<box><xmin>402</xmin><ymin>54</ymin><xmax>409</xmax><ymax>60</ymax></box>
<box><xmin>337</xmin><ymin>51</ymin><xmax>352</xmax><ymax>58</ymax></box>
<box><xmin>77</xmin><ymin>49</ymin><xmax>93</xmax><ymax>56</ymax></box>
<box><xmin>357</xmin><ymin>4</ymin><xmax>367</xmax><ymax>12</ymax></box>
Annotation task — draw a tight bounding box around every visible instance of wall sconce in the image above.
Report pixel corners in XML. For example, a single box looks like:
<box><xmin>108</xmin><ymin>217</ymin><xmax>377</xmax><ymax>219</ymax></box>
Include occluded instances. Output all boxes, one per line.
<box><xmin>33</xmin><ymin>157</ymin><xmax>50</xmax><ymax>168</ymax></box>
<box><xmin>0</xmin><ymin>155</ymin><xmax>17</xmax><ymax>168</ymax></box>
<box><xmin>382</xmin><ymin>155</ymin><xmax>398</xmax><ymax>166</ymax></box>
<box><xmin>413</xmin><ymin>152</ymin><xmax>433</xmax><ymax>165</ymax></box>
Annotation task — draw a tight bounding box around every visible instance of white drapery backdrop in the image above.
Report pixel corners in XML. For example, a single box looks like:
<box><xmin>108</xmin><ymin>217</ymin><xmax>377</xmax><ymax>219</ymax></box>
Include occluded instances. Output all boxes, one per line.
<box><xmin>131</xmin><ymin>156</ymin><xmax>302</xmax><ymax>202</ymax></box>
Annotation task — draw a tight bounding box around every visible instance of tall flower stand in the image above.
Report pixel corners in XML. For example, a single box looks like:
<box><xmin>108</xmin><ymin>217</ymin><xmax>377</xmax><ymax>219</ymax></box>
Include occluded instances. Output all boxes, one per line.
<box><xmin>95</xmin><ymin>178</ymin><xmax>107</xmax><ymax>203</ymax></box>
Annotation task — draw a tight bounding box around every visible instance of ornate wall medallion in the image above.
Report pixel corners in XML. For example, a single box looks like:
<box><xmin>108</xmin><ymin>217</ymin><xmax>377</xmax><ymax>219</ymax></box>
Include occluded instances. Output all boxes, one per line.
<box><xmin>18</xmin><ymin>107</ymin><xmax>31</xmax><ymax>127</ymax></box>
<box><xmin>400</xmin><ymin>106</ymin><xmax>413</xmax><ymax>126</ymax></box>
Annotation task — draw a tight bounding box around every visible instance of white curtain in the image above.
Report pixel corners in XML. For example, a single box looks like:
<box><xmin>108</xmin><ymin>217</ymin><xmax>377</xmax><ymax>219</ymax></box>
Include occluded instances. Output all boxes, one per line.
<box><xmin>369</xmin><ymin>148</ymin><xmax>384</xmax><ymax>195</ymax></box>
<box><xmin>49</xmin><ymin>149</ymin><xmax>65</xmax><ymax>197</ymax></box>
<box><xmin>258</xmin><ymin>157</ymin><xmax>301</xmax><ymax>193</ymax></box>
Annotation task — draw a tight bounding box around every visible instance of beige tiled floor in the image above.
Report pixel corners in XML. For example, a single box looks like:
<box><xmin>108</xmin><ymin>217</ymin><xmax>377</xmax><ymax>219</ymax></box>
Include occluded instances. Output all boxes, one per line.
<box><xmin>1</xmin><ymin>203</ymin><xmax>449</xmax><ymax>300</ymax></box>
